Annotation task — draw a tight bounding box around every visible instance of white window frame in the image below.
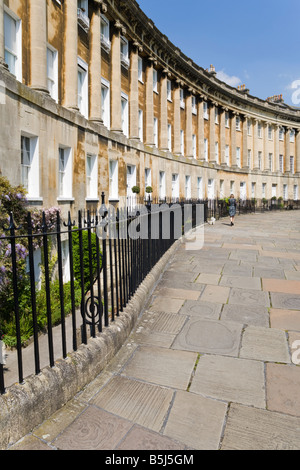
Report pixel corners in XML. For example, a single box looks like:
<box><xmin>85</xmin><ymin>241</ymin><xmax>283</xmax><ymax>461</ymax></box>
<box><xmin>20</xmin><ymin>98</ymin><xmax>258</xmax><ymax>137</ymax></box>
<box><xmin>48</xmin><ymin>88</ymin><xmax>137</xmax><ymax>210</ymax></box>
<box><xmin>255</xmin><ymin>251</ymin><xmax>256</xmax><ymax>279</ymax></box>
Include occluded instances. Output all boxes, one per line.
<box><xmin>283</xmin><ymin>184</ymin><xmax>288</xmax><ymax>201</ymax></box>
<box><xmin>192</xmin><ymin>134</ymin><xmax>197</xmax><ymax>158</ymax></box>
<box><xmin>203</xmin><ymin>102</ymin><xmax>209</xmax><ymax>120</ymax></box>
<box><xmin>294</xmin><ymin>185</ymin><xmax>298</xmax><ymax>201</ymax></box>
<box><xmin>121</xmin><ymin>92</ymin><xmax>129</xmax><ymax>137</ymax></box>
<box><xmin>153</xmin><ymin>69</ymin><xmax>158</xmax><ymax>93</ymax></box>
<box><xmin>247</xmin><ymin>119</ymin><xmax>252</xmax><ymax>136</ymax></box>
<box><xmin>167</xmin><ymin>124</ymin><xmax>172</xmax><ymax>152</ymax></box>
<box><xmin>101</xmin><ymin>77</ymin><xmax>110</xmax><ymax>129</ymax></box>
<box><xmin>138</xmin><ymin>56</ymin><xmax>143</xmax><ymax>83</ymax></box>
<box><xmin>4</xmin><ymin>7</ymin><xmax>22</xmax><ymax>82</ymax></box>
<box><xmin>225</xmin><ymin>145</ymin><xmax>230</xmax><ymax>166</ymax></box>
<box><xmin>77</xmin><ymin>57</ymin><xmax>88</xmax><ymax>118</ymax></box>
<box><xmin>86</xmin><ymin>154</ymin><xmax>98</xmax><ymax>200</ymax></box>
<box><xmin>109</xmin><ymin>160</ymin><xmax>118</xmax><ymax>200</ymax></box>
<box><xmin>236</xmin><ymin>147</ymin><xmax>241</xmax><ymax>168</ymax></box>
<box><xmin>100</xmin><ymin>14</ymin><xmax>111</xmax><ymax>52</ymax></box>
<box><xmin>58</xmin><ymin>146</ymin><xmax>73</xmax><ymax>200</ymax></box>
<box><xmin>180</xmin><ymin>130</ymin><xmax>184</xmax><ymax>155</ymax></box>
<box><xmin>247</xmin><ymin>149</ymin><xmax>252</xmax><ymax>168</ymax></box>
<box><xmin>290</xmin><ymin>156</ymin><xmax>295</xmax><ymax>174</ymax></box>
<box><xmin>138</xmin><ymin>109</ymin><xmax>143</xmax><ymax>142</ymax></box>
<box><xmin>262</xmin><ymin>182</ymin><xmax>267</xmax><ymax>198</ymax></box>
<box><xmin>145</xmin><ymin>168</ymin><xmax>152</xmax><ymax>197</ymax></box>
<box><xmin>21</xmin><ymin>134</ymin><xmax>40</xmax><ymax>200</ymax></box>
<box><xmin>197</xmin><ymin>177</ymin><xmax>203</xmax><ymax>199</ymax></box>
<box><xmin>290</xmin><ymin>129</ymin><xmax>295</xmax><ymax>143</ymax></box>
<box><xmin>167</xmin><ymin>80</ymin><xmax>172</xmax><ymax>101</ymax></box>
<box><xmin>258</xmin><ymin>122</ymin><xmax>262</xmax><ymax>138</ymax></box>
<box><xmin>207</xmin><ymin>178</ymin><xmax>214</xmax><ymax>200</ymax></box>
<box><xmin>120</xmin><ymin>36</ymin><xmax>129</xmax><ymax>68</ymax></box>
<box><xmin>153</xmin><ymin>117</ymin><xmax>158</xmax><ymax>147</ymax></box>
<box><xmin>204</xmin><ymin>138</ymin><xmax>208</xmax><ymax>161</ymax></box>
<box><xmin>215</xmin><ymin>141</ymin><xmax>219</xmax><ymax>163</ymax></box>
<box><xmin>225</xmin><ymin>112</ymin><xmax>229</xmax><ymax>128</ymax></box>
<box><xmin>172</xmin><ymin>173</ymin><xmax>179</xmax><ymax>200</ymax></box>
<box><xmin>251</xmin><ymin>182</ymin><xmax>256</xmax><ymax>198</ymax></box>
<box><xmin>258</xmin><ymin>151</ymin><xmax>262</xmax><ymax>170</ymax></box>
<box><xmin>180</xmin><ymin>88</ymin><xmax>185</xmax><ymax>109</ymax></box>
<box><xmin>279</xmin><ymin>154</ymin><xmax>284</xmax><ymax>173</ymax></box>
<box><xmin>236</xmin><ymin>116</ymin><xmax>241</xmax><ymax>131</ymax></box>
<box><xmin>185</xmin><ymin>175</ymin><xmax>191</xmax><ymax>200</ymax></box>
<box><xmin>215</xmin><ymin>108</ymin><xmax>219</xmax><ymax>124</ymax></box>
<box><xmin>159</xmin><ymin>171</ymin><xmax>166</xmax><ymax>200</ymax></box>
<box><xmin>279</xmin><ymin>127</ymin><xmax>284</xmax><ymax>141</ymax></box>
<box><xmin>268</xmin><ymin>125</ymin><xmax>273</xmax><ymax>140</ymax></box>
<box><xmin>47</xmin><ymin>45</ymin><xmax>58</xmax><ymax>102</ymax></box>
<box><xmin>192</xmin><ymin>96</ymin><xmax>197</xmax><ymax>114</ymax></box>
<box><xmin>126</xmin><ymin>164</ymin><xmax>137</xmax><ymax>198</ymax></box>
<box><xmin>269</xmin><ymin>153</ymin><xmax>273</xmax><ymax>172</ymax></box>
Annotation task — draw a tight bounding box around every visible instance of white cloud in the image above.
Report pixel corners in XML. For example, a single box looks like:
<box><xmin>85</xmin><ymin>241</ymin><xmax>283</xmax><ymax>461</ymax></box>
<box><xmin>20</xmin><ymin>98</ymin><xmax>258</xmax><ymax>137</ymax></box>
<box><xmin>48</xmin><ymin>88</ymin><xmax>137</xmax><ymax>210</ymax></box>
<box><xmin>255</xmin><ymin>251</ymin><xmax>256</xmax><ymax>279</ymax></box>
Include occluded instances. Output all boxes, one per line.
<box><xmin>216</xmin><ymin>70</ymin><xmax>242</xmax><ymax>88</ymax></box>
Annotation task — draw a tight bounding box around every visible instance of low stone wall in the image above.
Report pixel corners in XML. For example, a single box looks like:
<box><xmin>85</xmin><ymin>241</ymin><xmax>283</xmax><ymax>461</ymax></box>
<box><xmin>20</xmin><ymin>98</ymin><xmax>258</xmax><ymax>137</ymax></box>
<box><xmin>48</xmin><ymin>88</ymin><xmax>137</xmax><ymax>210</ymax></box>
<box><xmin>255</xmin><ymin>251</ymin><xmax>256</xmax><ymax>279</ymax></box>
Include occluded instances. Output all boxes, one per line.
<box><xmin>0</xmin><ymin>239</ymin><xmax>181</xmax><ymax>450</ymax></box>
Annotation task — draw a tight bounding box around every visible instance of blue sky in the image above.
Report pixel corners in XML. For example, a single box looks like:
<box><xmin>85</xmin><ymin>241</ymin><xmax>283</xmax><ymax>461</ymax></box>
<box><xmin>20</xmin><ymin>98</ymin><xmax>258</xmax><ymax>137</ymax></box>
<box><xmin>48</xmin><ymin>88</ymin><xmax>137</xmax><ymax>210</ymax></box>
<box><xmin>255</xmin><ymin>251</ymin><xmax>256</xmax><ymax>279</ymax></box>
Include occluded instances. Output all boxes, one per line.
<box><xmin>137</xmin><ymin>0</ymin><xmax>300</xmax><ymax>106</ymax></box>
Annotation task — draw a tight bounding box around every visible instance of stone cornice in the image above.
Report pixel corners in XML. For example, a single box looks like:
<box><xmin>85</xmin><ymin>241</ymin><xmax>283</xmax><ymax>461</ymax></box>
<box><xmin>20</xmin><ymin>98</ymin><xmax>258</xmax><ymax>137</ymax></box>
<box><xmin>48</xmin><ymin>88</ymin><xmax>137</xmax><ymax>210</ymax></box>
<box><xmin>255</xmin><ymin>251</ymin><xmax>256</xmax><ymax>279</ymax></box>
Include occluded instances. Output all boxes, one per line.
<box><xmin>109</xmin><ymin>0</ymin><xmax>300</xmax><ymax>126</ymax></box>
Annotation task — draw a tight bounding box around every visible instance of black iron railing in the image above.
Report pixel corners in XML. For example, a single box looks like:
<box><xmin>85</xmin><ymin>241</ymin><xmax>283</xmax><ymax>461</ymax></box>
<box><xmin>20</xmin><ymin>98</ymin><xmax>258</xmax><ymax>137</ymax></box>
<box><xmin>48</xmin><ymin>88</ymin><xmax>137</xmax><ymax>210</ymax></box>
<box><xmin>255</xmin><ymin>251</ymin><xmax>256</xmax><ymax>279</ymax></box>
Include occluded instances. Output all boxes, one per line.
<box><xmin>0</xmin><ymin>194</ymin><xmax>299</xmax><ymax>394</ymax></box>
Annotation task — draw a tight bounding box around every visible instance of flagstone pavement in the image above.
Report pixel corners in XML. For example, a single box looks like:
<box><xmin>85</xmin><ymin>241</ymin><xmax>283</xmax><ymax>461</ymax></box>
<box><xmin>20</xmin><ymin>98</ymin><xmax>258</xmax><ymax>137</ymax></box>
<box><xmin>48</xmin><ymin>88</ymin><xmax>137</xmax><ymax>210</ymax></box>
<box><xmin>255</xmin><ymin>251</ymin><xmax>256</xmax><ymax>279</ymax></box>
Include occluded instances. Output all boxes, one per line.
<box><xmin>9</xmin><ymin>210</ymin><xmax>300</xmax><ymax>451</ymax></box>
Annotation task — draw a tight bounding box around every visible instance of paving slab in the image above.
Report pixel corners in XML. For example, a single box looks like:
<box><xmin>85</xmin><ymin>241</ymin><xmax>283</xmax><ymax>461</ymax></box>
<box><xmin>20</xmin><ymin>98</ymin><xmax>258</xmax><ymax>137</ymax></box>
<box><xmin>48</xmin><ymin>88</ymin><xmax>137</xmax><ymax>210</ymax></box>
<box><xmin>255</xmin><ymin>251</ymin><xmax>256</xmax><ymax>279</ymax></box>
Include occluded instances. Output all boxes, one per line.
<box><xmin>221</xmin><ymin>304</ymin><xmax>269</xmax><ymax>327</ymax></box>
<box><xmin>228</xmin><ymin>288</ymin><xmax>270</xmax><ymax>307</ymax></box>
<box><xmin>240</xmin><ymin>326</ymin><xmax>290</xmax><ymax>363</ymax></box>
<box><xmin>172</xmin><ymin>318</ymin><xmax>243</xmax><ymax>356</ymax></box>
<box><xmin>266</xmin><ymin>363</ymin><xmax>300</xmax><ymax>417</ymax></box>
<box><xmin>154</xmin><ymin>287</ymin><xmax>201</xmax><ymax>300</ymax></box>
<box><xmin>200</xmin><ymin>285</ymin><xmax>230</xmax><ymax>303</ymax></box>
<box><xmin>190</xmin><ymin>355</ymin><xmax>265</xmax><ymax>408</ymax></box>
<box><xmin>121</xmin><ymin>346</ymin><xmax>197</xmax><ymax>390</ymax></box>
<box><xmin>195</xmin><ymin>273</ymin><xmax>220</xmax><ymax>285</ymax></box>
<box><xmin>270</xmin><ymin>292</ymin><xmax>300</xmax><ymax>310</ymax></box>
<box><xmin>220</xmin><ymin>275</ymin><xmax>261</xmax><ymax>290</ymax></box>
<box><xmin>53</xmin><ymin>406</ymin><xmax>133</xmax><ymax>450</ymax></box>
<box><xmin>221</xmin><ymin>403</ymin><xmax>300</xmax><ymax>450</ymax></box>
<box><xmin>116</xmin><ymin>425</ymin><xmax>185</xmax><ymax>450</ymax></box>
<box><xmin>91</xmin><ymin>376</ymin><xmax>174</xmax><ymax>433</ymax></box>
<box><xmin>149</xmin><ymin>296</ymin><xmax>184</xmax><ymax>313</ymax></box>
<box><xmin>270</xmin><ymin>308</ymin><xmax>300</xmax><ymax>331</ymax></box>
<box><xmin>253</xmin><ymin>267</ymin><xmax>285</xmax><ymax>279</ymax></box>
<box><xmin>178</xmin><ymin>300</ymin><xmax>222</xmax><ymax>319</ymax></box>
<box><xmin>222</xmin><ymin>264</ymin><xmax>253</xmax><ymax>277</ymax></box>
<box><xmin>163</xmin><ymin>390</ymin><xmax>227</xmax><ymax>450</ymax></box>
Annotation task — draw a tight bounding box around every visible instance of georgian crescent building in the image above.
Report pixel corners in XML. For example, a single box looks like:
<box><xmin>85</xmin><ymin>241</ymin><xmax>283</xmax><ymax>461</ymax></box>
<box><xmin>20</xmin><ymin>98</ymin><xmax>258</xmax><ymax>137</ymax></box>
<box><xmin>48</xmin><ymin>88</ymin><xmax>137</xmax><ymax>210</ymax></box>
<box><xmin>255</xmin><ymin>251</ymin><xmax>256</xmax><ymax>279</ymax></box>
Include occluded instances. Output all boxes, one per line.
<box><xmin>0</xmin><ymin>0</ymin><xmax>300</xmax><ymax>217</ymax></box>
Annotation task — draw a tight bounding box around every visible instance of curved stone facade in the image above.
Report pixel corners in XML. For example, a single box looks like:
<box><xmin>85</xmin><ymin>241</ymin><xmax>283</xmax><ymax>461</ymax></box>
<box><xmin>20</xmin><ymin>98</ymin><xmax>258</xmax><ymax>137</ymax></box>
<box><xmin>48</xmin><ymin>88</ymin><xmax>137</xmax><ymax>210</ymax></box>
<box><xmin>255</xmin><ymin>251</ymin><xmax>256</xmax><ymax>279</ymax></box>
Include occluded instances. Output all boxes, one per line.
<box><xmin>0</xmin><ymin>0</ymin><xmax>299</xmax><ymax>215</ymax></box>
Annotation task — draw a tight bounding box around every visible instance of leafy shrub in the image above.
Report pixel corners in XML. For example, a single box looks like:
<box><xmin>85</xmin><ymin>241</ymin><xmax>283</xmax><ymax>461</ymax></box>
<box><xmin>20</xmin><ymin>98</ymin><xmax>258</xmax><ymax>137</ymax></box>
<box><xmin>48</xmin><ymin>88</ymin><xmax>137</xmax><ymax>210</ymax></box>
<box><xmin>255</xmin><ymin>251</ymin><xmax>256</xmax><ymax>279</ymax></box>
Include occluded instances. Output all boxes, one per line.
<box><xmin>72</xmin><ymin>227</ymin><xmax>101</xmax><ymax>291</ymax></box>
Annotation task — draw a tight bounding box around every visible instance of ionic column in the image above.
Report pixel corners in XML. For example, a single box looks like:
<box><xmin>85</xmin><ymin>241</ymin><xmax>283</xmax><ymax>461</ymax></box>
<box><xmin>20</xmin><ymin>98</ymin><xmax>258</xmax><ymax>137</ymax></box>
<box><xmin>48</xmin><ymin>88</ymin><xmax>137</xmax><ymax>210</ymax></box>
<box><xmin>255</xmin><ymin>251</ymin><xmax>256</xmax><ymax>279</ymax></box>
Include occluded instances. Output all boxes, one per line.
<box><xmin>185</xmin><ymin>92</ymin><xmax>193</xmax><ymax>157</ymax></box>
<box><xmin>145</xmin><ymin>58</ymin><xmax>154</xmax><ymax>145</ymax></box>
<box><xmin>129</xmin><ymin>43</ymin><xmax>140</xmax><ymax>139</ymax></box>
<box><xmin>209</xmin><ymin>103</ymin><xmax>216</xmax><ymax>163</ymax></box>
<box><xmin>0</xmin><ymin>0</ymin><xmax>6</xmax><ymax>67</ymax></box>
<box><xmin>30</xmin><ymin>0</ymin><xmax>48</xmax><ymax>93</ymax></box>
<box><xmin>231</xmin><ymin>112</ymin><xmax>237</xmax><ymax>167</ymax></box>
<box><xmin>197</xmin><ymin>98</ymin><xmax>204</xmax><ymax>161</ymax></box>
<box><xmin>173</xmin><ymin>81</ymin><xmax>181</xmax><ymax>154</ymax></box>
<box><xmin>111</xmin><ymin>21</ymin><xmax>122</xmax><ymax>132</ymax></box>
<box><xmin>296</xmin><ymin>130</ymin><xmax>300</xmax><ymax>175</ymax></box>
<box><xmin>242</xmin><ymin>116</ymin><xmax>248</xmax><ymax>168</ymax></box>
<box><xmin>89</xmin><ymin>5</ymin><xmax>102</xmax><ymax>122</ymax></box>
<box><xmin>253</xmin><ymin>119</ymin><xmax>259</xmax><ymax>169</ymax></box>
<box><xmin>220</xmin><ymin>108</ymin><xmax>226</xmax><ymax>166</ymax></box>
<box><xmin>64</xmin><ymin>0</ymin><xmax>78</xmax><ymax>109</ymax></box>
<box><xmin>159</xmin><ymin>69</ymin><xmax>169</xmax><ymax>150</ymax></box>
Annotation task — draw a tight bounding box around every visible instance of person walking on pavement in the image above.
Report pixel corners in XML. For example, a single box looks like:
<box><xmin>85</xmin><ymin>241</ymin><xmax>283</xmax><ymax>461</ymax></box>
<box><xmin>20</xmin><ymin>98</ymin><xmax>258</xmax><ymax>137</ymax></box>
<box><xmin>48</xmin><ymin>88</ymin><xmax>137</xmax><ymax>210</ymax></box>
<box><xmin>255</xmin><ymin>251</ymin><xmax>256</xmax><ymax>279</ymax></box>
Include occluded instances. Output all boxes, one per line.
<box><xmin>229</xmin><ymin>194</ymin><xmax>237</xmax><ymax>226</ymax></box>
